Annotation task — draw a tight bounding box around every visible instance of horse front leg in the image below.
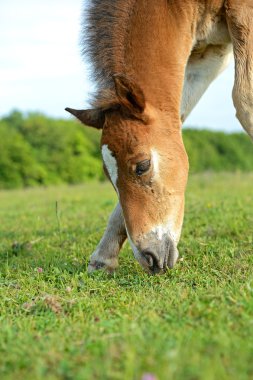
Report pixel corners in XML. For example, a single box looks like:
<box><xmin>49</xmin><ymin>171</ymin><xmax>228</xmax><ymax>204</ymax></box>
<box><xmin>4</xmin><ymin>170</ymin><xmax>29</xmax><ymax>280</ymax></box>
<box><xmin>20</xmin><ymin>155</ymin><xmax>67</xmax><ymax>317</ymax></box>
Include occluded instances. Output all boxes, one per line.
<box><xmin>226</xmin><ymin>0</ymin><xmax>253</xmax><ymax>140</ymax></box>
<box><xmin>181</xmin><ymin>44</ymin><xmax>232</xmax><ymax>123</ymax></box>
<box><xmin>88</xmin><ymin>203</ymin><xmax>127</xmax><ymax>273</ymax></box>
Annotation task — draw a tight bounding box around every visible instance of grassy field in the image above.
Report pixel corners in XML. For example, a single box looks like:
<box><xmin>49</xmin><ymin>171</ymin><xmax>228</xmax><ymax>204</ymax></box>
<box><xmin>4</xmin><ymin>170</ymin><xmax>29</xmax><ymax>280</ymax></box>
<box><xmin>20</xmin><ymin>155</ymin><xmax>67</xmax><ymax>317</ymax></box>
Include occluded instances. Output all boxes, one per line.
<box><xmin>0</xmin><ymin>173</ymin><xmax>253</xmax><ymax>380</ymax></box>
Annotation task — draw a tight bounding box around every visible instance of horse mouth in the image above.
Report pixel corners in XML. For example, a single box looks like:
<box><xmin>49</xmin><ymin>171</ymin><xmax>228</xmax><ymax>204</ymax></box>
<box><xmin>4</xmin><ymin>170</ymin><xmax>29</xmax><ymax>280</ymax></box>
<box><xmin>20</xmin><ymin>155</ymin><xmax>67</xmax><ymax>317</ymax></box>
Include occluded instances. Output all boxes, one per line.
<box><xmin>138</xmin><ymin>238</ymin><xmax>179</xmax><ymax>274</ymax></box>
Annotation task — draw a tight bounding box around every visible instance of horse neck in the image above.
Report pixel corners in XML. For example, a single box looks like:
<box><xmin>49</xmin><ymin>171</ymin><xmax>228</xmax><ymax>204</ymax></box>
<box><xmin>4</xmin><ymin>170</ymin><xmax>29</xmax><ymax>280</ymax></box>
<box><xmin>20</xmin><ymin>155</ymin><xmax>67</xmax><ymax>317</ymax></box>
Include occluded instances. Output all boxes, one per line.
<box><xmin>120</xmin><ymin>0</ymin><xmax>196</xmax><ymax>117</ymax></box>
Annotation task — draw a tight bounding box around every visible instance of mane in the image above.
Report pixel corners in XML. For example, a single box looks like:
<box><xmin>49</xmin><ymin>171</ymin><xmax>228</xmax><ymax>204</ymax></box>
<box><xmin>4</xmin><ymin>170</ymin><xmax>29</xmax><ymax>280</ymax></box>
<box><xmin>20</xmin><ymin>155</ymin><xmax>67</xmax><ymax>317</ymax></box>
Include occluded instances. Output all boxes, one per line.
<box><xmin>82</xmin><ymin>0</ymin><xmax>136</xmax><ymax>106</ymax></box>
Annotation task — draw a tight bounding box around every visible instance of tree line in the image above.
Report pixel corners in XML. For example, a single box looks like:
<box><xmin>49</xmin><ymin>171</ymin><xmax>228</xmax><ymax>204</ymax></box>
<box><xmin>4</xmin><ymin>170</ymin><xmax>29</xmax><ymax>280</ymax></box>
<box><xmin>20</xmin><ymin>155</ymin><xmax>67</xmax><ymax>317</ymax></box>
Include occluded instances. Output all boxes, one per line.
<box><xmin>0</xmin><ymin>110</ymin><xmax>252</xmax><ymax>189</ymax></box>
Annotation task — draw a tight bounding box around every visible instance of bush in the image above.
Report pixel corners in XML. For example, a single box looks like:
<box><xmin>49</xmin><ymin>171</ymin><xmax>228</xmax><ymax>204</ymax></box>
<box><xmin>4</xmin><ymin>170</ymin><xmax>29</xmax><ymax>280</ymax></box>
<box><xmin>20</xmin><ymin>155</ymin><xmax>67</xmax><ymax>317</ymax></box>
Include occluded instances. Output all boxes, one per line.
<box><xmin>17</xmin><ymin>113</ymin><xmax>103</xmax><ymax>184</ymax></box>
<box><xmin>0</xmin><ymin>121</ymin><xmax>47</xmax><ymax>189</ymax></box>
<box><xmin>0</xmin><ymin>111</ymin><xmax>103</xmax><ymax>189</ymax></box>
<box><xmin>183</xmin><ymin>129</ymin><xmax>253</xmax><ymax>173</ymax></box>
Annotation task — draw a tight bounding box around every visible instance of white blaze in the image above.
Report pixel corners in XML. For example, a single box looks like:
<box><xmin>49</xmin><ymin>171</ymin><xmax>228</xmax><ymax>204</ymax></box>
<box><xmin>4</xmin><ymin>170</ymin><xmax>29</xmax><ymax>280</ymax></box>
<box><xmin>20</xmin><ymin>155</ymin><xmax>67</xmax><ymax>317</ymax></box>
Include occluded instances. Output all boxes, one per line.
<box><xmin>151</xmin><ymin>149</ymin><xmax>160</xmax><ymax>178</ymax></box>
<box><xmin>102</xmin><ymin>144</ymin><xmax>118</xmax><ymax>188</ymax></box>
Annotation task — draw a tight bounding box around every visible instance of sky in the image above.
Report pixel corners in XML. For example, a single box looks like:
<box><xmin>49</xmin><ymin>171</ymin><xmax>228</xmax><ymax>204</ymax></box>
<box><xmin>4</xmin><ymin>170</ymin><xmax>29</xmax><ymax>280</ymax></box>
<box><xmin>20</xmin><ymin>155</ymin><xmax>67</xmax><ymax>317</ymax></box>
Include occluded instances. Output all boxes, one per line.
<box><xmin>0</xmin><ymin>0</ymin><xmax>243</xmax><ymax>132</ymax></box>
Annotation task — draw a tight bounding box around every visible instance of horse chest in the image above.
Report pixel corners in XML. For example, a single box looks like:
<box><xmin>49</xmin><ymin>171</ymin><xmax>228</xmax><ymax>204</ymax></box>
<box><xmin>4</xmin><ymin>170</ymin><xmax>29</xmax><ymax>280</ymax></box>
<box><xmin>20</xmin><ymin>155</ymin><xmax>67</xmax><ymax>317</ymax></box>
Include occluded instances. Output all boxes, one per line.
<box><xmin>193</xmin><ymin>14</ymin><xmax>231</xmax><ymax>57</ymax></box>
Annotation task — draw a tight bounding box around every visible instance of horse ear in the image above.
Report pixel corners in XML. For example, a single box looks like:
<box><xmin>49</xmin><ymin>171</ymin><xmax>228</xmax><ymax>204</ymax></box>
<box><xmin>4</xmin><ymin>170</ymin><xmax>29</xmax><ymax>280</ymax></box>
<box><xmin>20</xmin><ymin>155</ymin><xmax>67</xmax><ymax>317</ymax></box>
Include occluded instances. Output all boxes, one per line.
<box><xmin>113</xmin><ymin>74</ymin><xmax>145</xmax><ymax>114</ymax></box>
<box><xmin>65</xmin><ymin>107</ymin><xmax>104</xmax><ymax>129</ymax></box>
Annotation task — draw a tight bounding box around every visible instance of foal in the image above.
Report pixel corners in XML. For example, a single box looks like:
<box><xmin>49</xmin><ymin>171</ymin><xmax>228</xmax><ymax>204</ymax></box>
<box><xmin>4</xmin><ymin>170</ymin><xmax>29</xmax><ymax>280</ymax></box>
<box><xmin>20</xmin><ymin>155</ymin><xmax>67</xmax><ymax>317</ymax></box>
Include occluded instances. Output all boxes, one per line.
<box><xmin>66</xmin><ymin>0</ymin><xmax>253</xmax><ymax>274</ymax></box>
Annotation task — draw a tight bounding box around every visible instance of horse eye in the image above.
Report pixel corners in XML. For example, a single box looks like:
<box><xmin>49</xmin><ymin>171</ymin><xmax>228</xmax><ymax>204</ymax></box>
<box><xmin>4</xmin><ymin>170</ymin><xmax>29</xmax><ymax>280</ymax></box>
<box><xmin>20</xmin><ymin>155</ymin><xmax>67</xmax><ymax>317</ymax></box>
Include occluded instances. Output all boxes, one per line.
<box><xmin>135</xmin><ymin>159</ymin><xmax>151</xmax><ymax>176</ymax></box>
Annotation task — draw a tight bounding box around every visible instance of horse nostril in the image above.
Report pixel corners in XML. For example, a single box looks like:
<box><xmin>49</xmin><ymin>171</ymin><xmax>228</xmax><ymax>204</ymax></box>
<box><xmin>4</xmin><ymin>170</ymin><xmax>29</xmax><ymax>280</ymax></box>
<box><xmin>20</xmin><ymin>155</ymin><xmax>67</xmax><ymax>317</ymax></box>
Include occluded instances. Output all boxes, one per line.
<box><xmin>142</xmin><ymin>250</ymin><xmax>162</xmax><ymax>273</ymax></box>
<box><xmin>144</xmin><ymin>251</ymin><xmax>154</xmax><ymax>267</ymax></box>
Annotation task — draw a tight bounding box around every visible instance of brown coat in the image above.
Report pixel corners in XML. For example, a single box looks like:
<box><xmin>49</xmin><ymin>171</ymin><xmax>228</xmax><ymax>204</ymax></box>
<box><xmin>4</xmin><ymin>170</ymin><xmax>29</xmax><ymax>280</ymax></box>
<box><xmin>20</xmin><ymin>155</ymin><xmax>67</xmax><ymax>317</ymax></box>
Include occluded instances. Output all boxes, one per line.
<box><xmin>67</xmin><ymin>0</ymin><xmax>253</xmax><ymax>274</ymax></box>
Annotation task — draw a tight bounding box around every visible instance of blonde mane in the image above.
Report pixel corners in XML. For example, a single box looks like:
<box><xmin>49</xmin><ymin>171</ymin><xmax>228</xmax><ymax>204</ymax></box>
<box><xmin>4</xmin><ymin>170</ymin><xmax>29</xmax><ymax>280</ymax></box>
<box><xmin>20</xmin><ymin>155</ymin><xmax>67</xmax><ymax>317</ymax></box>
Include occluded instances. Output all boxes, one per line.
<box><xmin>82</xmin><ymin>0</ymin><xmax>137</xmax><ymax>105</ymax></box>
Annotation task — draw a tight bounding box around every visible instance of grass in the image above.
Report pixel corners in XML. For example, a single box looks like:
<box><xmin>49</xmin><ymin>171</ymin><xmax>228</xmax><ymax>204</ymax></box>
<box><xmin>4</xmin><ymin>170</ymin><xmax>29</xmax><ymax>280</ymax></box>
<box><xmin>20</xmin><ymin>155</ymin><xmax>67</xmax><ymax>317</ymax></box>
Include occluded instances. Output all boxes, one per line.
<box><xmin>0</xmin><ymin>173</ymin><xmax>253</xmax><ymax>380</ymax></box>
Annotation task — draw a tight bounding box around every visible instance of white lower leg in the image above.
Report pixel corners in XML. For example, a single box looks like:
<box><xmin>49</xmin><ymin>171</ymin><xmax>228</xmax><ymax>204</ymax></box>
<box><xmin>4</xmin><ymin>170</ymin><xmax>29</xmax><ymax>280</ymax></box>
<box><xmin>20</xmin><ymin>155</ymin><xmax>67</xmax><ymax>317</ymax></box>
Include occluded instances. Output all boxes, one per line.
<box><xmin>88</xmin><ymin>203</ymin><xmax>127</xmax><ymax>272</ymax></box>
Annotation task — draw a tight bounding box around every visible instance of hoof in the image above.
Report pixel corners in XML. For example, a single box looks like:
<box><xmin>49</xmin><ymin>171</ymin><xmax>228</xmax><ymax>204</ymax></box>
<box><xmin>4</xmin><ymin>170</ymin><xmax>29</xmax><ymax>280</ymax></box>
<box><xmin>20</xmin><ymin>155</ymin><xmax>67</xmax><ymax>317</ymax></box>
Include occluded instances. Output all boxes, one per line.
<box><xmin>87</xmin><ymin>257</ymin><xmax>118</xmax><ymax>274</ymax></box>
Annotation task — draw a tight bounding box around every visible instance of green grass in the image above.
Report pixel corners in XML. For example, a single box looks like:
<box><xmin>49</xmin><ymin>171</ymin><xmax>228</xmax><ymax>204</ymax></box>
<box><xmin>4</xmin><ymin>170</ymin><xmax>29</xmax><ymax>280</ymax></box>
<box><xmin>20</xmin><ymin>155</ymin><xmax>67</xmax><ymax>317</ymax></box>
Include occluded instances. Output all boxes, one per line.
<box><xmin>0</xmin><ymin>173</ymin><xmax>253</xmax><ymax>380</ymax></box>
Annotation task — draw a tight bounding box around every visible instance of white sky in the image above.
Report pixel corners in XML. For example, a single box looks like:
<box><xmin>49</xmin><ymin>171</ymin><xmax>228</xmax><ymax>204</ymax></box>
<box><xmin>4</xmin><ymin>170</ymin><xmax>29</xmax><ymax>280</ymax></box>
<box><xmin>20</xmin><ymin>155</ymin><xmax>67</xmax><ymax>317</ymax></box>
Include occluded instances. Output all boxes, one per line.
<box><xmin>0</xmin><ymin>0</ymin><xmax>242</xmax><ymax>132</ymax></box>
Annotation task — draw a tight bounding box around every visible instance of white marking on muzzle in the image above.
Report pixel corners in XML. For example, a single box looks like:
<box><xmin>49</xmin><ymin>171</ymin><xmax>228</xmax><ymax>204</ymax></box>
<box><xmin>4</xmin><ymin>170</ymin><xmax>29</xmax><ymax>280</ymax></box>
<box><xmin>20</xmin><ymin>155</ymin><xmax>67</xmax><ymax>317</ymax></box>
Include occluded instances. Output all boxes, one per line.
<box><xmin>102</xmin><ymin>144</ymin><xmax>118</xmax><ymax>189</ymax></box>
<box><xmin>150</xmin><ymin>220</ymin><xmax>180</xmax><ymax>244</ymax></box>
<box><xmin>148</xmin><ymin>222</ymin><xmax>180</xmax><ymax>269</ymax></box>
